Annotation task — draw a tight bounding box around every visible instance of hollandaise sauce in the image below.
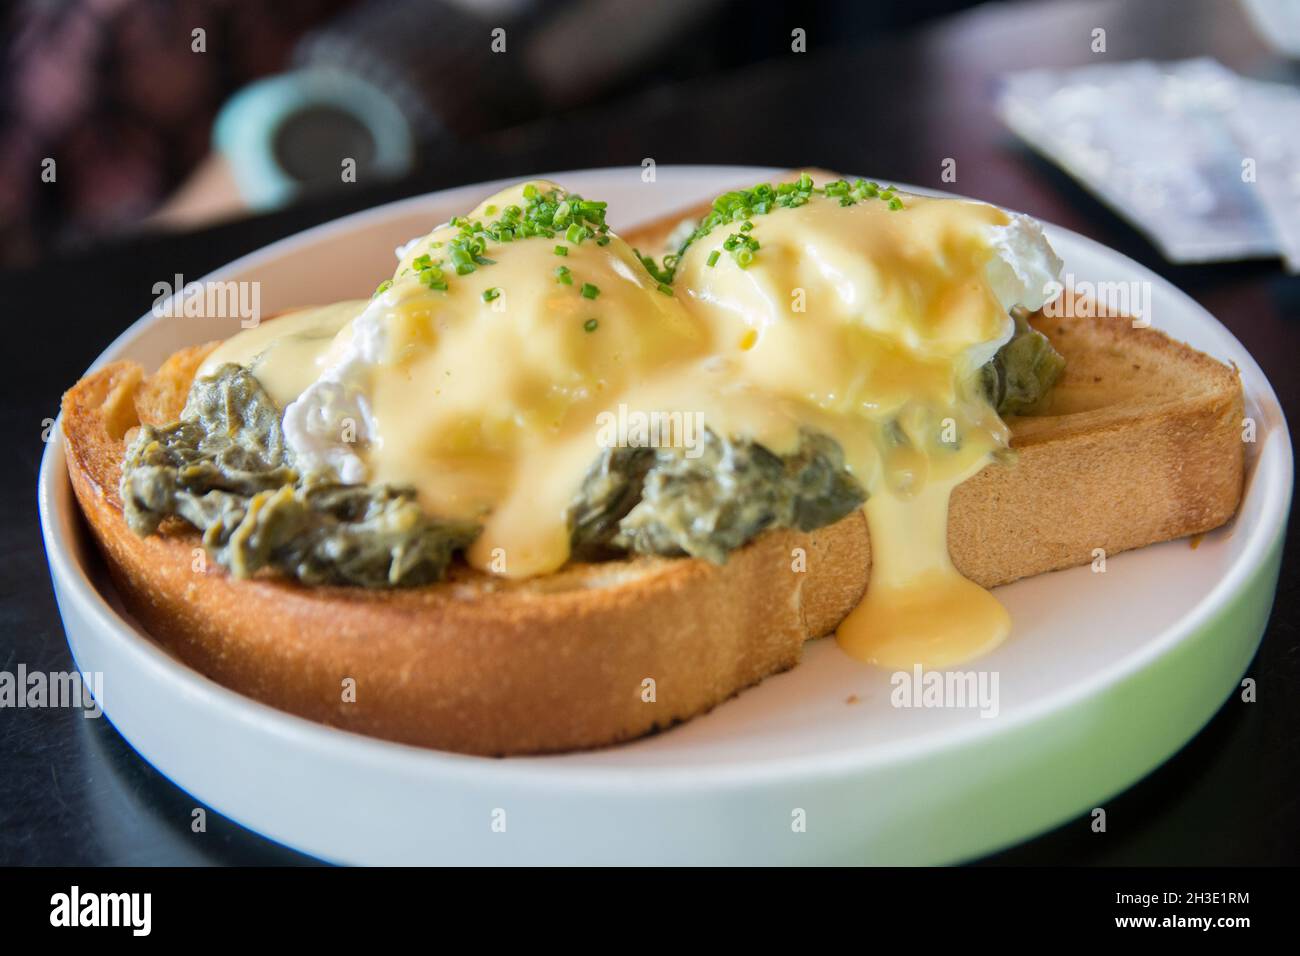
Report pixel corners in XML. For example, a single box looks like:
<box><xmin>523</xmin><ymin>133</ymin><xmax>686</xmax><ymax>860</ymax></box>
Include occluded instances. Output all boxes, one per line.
<box><xmin>196</xmin><ymin>174</ymin><xmax>1063</xmax><ymax>669</ymax></box>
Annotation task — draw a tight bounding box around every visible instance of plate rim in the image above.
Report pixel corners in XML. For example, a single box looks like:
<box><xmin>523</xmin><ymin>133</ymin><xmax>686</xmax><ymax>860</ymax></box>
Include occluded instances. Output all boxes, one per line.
<box><xmin>38</xmin><ymin>164</ymin><xmax>1295</xmax><ymax>792</ymax></box>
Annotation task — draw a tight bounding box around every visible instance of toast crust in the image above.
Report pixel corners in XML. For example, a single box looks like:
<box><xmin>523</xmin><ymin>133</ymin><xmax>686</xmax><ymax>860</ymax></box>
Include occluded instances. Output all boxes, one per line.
<box><xmin>57</xmin><ymin>171</ymin><xmax>1245</xmax><ymax>755</ymax></box>
<box><xmin>61</xmin><ymin>299</ymin><xmax>1243</xmax><ymax>755</ymax></box>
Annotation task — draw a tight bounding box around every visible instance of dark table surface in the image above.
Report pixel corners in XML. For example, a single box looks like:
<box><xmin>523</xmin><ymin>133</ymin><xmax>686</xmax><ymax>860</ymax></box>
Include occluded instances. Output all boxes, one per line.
<box><xmin>2</xmin><ymin>0</ymin><xmax>1296</xmax><ymax>865</ymax></box>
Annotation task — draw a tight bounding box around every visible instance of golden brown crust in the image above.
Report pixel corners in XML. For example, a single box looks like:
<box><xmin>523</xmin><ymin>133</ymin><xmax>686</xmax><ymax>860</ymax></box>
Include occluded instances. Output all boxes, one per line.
<box><xmin>67</xmin><ymin>383</ymin><xmax>823</xmax><ymax>754</ymax></box>
<box><xmin>133</xmin><ymin>341</ymin><xmax>221</xmax><ymax>425</ymax></box>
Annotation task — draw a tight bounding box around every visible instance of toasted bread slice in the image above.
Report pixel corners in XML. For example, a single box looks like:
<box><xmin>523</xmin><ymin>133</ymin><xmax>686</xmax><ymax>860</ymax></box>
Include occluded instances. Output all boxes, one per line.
<box><xmin>59</xmin><ymin>193</ymin><xmax>1244</xmax><ymax>756</ymax></box>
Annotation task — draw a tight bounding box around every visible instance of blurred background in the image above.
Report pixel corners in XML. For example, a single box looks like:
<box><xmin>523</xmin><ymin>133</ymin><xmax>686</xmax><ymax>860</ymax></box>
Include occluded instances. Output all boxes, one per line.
<box><xmin>4</xmin><ymin>0</ymin><xmax>1300</xmax><ymax>865</ymax></box>
<box><xmin>0</xmin><ymin>0</ymin><xmax>987</xmax><ymax>265</ymax></box>
<box><xmin>3</xmin><ymin>0</ymin><xmax>1297</xmax><ymax>271</ymax></box>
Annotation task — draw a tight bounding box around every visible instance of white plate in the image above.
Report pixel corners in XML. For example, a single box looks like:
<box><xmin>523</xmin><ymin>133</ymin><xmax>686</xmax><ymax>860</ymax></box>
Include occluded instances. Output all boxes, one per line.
<box><xmin>39</xmin><ymin>167</ymin><xmax>1293</xmax><ymax>864</ymax></box>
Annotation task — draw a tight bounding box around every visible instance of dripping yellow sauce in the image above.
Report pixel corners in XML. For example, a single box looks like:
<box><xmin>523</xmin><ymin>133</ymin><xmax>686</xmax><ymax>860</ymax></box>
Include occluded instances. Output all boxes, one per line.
<box><xmin>201</xmin><ymin>177</ymin><xmax>1057</xmax><ymax>668</ymax></box>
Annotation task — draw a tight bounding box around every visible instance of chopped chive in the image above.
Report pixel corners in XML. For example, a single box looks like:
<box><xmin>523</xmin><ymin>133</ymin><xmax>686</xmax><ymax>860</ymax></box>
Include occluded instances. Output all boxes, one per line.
<box><xmin>482</xmin><ymin>287</ymin><xmax>500</xmax><ymax>302</ymax></box>
<box><xmin>554</xmin><ymin>265</ymin><xmax>573</xmax><ymax>285</ymax></box>
<box><xmin>393</xmin><ymin>183</ymin><xmax>628</xmax><ymax>296</ymax></box>
<box><xmin>583</xmin><ymin>318</ymin><xmax>598</xmax><ymax>332</ymax></box>
<box><xmin>657</xmin><ymin>283</ymin><xmax>673</xmax><ymax>296</ymax></box>
<box><xmin>373</xmin><ymin>279</ymin><xmax>392</xmax><ymax>296</ymax></box>
<box><xmin>706</xmin><ymin>250</ymin><xmax>720</xmax><ymax>267</ymax></box>
<box><xmin>580</xmin><ymin>282</ymin><xmax>600</xmax><ymax>300</ymax></box>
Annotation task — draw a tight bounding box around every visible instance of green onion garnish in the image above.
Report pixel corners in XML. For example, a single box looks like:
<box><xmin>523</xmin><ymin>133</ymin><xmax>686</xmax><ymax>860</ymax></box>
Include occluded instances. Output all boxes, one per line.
<box><xmin>581</xmin><ymin>282</ymin><xmax>600</xmax><ymax>300</ymax></box>
<box><xmin>420</xmin><ymin>267</ymin><xmax>446</xmax><ymax>290</ymax></box>
<box><xmin>584</xmin><ymin>318</ymin><xmax>598</xmax><ymax>332</ymax></box>
<box><xmin>634</xmin><ymin>174</ymin><xmax>903</xmax><ymax>279</ymax></box>
<box><xmin>722</xmin><ymin>231</ymin><xmax>760</xmax><ymax>268</ymax></box>
<box><xmin>408</xmin><ymin>183</ymin><xmax>611</xmax><ymax>293</ymax></box>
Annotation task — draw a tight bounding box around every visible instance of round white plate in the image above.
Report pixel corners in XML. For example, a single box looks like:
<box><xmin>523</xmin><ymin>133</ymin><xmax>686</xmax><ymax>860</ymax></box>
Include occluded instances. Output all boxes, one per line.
<box><xmin>39</xmin><ymin>167</ymin><xmax>1293</xmax><ymax>864</ymax></box>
